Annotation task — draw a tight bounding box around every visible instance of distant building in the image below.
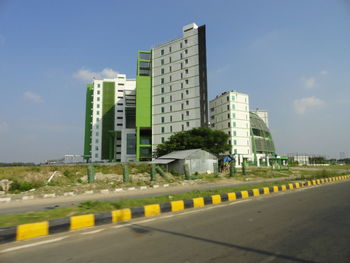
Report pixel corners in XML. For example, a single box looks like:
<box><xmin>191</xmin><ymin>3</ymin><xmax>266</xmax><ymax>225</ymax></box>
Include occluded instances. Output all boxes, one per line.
<box><xmin>83</xmin><ymin>75</ymin><xmax>137</xmax><ymax>162</ymax></box>
<box><xmin>209</xmin><ymin>91</ymin><xmax>251</xmax><ymax>164</ymax></box>
<box><xmin>209</xmin><ymin>91</ymin><xmax>276</xmax><ymax>165</ymax></box>
<box><xmin>64</xmin><ymin>155</ymin><xmax>84</xmax><ymax>164</ymax></box>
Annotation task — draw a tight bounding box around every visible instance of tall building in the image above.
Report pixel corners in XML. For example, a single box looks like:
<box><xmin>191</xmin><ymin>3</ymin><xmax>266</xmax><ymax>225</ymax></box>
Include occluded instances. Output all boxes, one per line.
<box><xmin>151</xmin><ymin>23</ymin><xmax>208</xmax><ymax>154</ymax></box>
<box><xmin>84</xmin><ymin>23</ymin><xmax>208</xmax><ymax>162</ymax></box>
<box><xmin>209</xmin><ymin>91</ymin><xmax>251</xmax><ymax>164</ymax></box>
<box><xmin>83</xmin><ymin>75</ymin><xmax>137</xmax><ymax>162</ymax></box>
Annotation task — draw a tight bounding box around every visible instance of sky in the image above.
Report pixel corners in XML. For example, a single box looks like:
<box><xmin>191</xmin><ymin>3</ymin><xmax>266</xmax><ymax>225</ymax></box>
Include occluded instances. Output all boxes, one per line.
<box><xmin>0</xmin><ymin>0</ymin><xmax>350</xmax><ymax>163</ymax></box>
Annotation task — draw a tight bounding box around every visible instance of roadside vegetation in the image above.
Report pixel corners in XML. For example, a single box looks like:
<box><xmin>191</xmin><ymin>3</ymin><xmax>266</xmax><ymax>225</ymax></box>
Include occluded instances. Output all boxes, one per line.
<box><xmin>0</xmin><ymin>164</ymin><xmax>349</xmax><ymax>195</ymax></box>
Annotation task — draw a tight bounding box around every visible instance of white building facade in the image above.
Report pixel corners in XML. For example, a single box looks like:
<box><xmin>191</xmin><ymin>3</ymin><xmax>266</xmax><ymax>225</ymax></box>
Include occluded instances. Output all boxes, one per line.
<box><xmin>151</xmin><ymin>23</ymin><xmax>208</xmax><ymax>152</ymax></box>
<box><xmin>209</xmin><ymin>91</ymin><xmax>252</xmax><ymax>164</ymax></box>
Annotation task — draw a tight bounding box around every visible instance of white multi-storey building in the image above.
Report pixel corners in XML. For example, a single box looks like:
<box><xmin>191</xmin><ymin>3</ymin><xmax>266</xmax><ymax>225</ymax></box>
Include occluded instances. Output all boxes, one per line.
<box><xmin>86</xmin><ymin>74</ymin><xmax>136</xmax><ymax>162</ymax></box>
<box><xmin>151</xmin><ymin>23</ymin><xmax>208</xmax><ymax>152</ymax></box>
<box><xmin>209</xmin><ymin>91</ymin><xmax>251</xmax><ymax>164</ymax></box>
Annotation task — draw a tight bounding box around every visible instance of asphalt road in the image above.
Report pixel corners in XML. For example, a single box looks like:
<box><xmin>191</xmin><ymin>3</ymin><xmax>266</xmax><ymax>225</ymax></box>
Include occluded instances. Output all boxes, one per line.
<box><xmin>0</xmin><ymin>177</ymin><xmax>294</xmax><ymax>215</ymax></box>
<box><xmin>1</xmin><ymin>180</ymin><xmax>349</xmax><ymax>263</ymax></box>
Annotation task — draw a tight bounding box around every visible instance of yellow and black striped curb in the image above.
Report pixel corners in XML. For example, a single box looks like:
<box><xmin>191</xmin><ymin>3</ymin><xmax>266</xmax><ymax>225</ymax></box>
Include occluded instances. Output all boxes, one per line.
<box><xmin>0</xmin><ymin>175</ymin><xmax>349</xmax><ymax>244</ymax></box>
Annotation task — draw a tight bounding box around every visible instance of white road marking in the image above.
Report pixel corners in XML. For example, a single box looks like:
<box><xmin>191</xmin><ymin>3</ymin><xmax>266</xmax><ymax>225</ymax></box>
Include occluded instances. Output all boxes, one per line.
<box><xmin>0</xmin><ymin>237</ymin><xmax>68</xmax><ymax>253</ymax></box>
<box><xmin>80</xmin><ymin>229</ymin><xmax>105</xmax><ymax>235</ymax></box>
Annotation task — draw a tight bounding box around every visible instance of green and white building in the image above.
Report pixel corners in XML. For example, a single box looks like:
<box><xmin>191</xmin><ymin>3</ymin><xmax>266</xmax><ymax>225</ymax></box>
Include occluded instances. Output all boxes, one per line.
<box><xmin>84</xmin><ymin>23</ymin><xmax>208</xmax><ymax>162</ymax></box>
<box><xmin>209</xmin><ymin>91</ymin><xmax>276</xmax><ymax>165</ymax></box>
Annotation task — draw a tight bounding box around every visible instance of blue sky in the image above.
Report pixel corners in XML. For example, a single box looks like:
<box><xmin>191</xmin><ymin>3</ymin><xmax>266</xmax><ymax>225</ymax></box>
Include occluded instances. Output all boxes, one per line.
<box><xmin>0</xmin><ymin>0</ymin><xmax>350</xmax><ymax>162</ymax></box>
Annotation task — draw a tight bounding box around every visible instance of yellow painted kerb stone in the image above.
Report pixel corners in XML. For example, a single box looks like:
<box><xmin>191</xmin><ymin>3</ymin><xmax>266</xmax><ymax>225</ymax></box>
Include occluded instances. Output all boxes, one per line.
<box><xmin>17</xmin><ymin>221</ymin><xmax>48</xmax><ymax>241</ymax></box>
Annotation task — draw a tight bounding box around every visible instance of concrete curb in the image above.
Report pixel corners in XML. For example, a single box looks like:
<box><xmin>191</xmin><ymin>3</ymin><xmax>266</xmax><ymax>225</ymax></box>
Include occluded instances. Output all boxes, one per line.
<box><xmin>0</xmin><ymin>182</ymin><xmax>180</xmax><ymax>203</ymax></box>
<box><xmin>0</xmin><ymin>175</ymin><xmax>349</xmax><ymax>244</ymax></box>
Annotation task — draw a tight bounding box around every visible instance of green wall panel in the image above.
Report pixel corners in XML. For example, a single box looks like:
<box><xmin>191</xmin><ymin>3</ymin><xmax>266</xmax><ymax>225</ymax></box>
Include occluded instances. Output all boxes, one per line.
<box><xmin>83</xmin><ymin>84</ymin><xmax>93</xmax><ymax>160</ymax></box>
<box><xmin>101</xmin><ymin>82</ymin><xmax>115</xmax><ymax>160</ymax></box>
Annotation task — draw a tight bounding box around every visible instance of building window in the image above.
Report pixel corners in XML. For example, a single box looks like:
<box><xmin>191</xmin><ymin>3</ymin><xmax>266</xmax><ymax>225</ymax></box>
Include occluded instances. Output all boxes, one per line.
<box><xmin>184</xmin><ymin>39</ymin><xmax>188</xmax><ymax>44</ymax></box>
<box><xmin>161</xmin><ymin>127</ymin><xmax>165</xmax><ymax>133</ymax></box>
<box><xmin>228</xmin><ymin>131</ymin><xmax>230</xmax><ymax>135</ymax></box>
<box><xmin>229</xmin><ymin>140</ymin><xmax>231</xmax><ymax>145</ymax></box>
<box><xmin>186</xmin><ymin>122</ymin><xmax>190</xmax><ymax>127</ymax></box>
<box><xmin>169</xmin><ymin>75</ymin><xmax>172</xmax><ymax>82</ymax></box>
<box><xmin>232</xmin><ymin>104</ymin><xmax>236</xmax><ymax>110</ymax></box>
<box><xmin>181</xmin><ymin>93</ymin><xmax>184</xmax><ymax>99</ymax></box>
<box><xmin>95</xmin><ymin>153</ymin><xmax>98</xmax><ymax>158</ymax></box>
<box><xmin>231</xmin><ymin>96</ymin><xmax>235</xmax><ymax>101</ymax></box>
<box><xmin>97</xmin><ymin>104</ymin><xmax>100</xmax><ymax>108</ymax></box>
<box><xmin>170</xmin><ymin>95</ymin><xmax>172</xmax><ymax>102</ymax></box>
<box><xmin>233</xmin><ymin>131</ymin><xmax>237</xmax><ymax>136</ymax></box>
<box><xmin>97</xmin><ymin>90</ymin><xmax>100</xmax><ymax>95</ymax></box>
<box><xmin>170</xmin><ymin>126</ymin><xmax>173</xmax><ymax>132</ymax></box>
<box><xmin>227</xmin><ymin>96</ymin><xmax>229</xmax><ymax>102</ymax></box>
<box><xmin>140</xmin><ymin>52</ymin><xmax>151</xmax><ymax>60</ymax></box>
<box><xmin>181</xmin><ymin>63</ymin><xmax>183</xmax><ymax>69</ymax></box>
<box><xmin>161</xmin><ymin>59</ymin><xmax>164</xmax><ymax>65</ymax></box>
<box><xmin>161</xmin><ymin>78</ymin><xmax>164</xmax><ymax>84</ymax></box>
<box><xmin>161</xmin><ymin>107</ymin><xmax>164</xmax><ymax>113</ymax></box>
<box><xmin>186</xmin><ymin>111</ymin><xmax>189</xmax><ymax>116</ymax></box>
<box><xmin>228</xmin><ymin>122</ymin><xmax>230</xmax><ymax>128</ymax></box>
<box><xmin>161</xmin><ymin>97</ymin><xmax>165</xmax><ymax>103</ymax></box>
<box><xmin>170</xmin><ymin>105</ymin><xmax>172</xmax><ymax>111</ymax></box>
<box><xmin>185</xmin><ymin>69</ymin><xmax>189</xmax><ymax>74</ymax></box>
<box><xmin>95</xmin><ymin>146</ymin><xmax>99</xmax><ymax>150</ymax></box>
<box><xmin>180</xmin><ymin>42</ymin><xmax>183</xmax><ymax>49</ymax></box>
<box><xmin>182</xmin><ymin>124</ymin><xmax>184</xmax><ymax>131</ymax></box>
<box><xmin>117</xmin><ymin>117</ymin><xmax>123</xmax><ymax>119</ymax></box>
<box><xmin>185</xmin><ymin>49</ymin><xmax>188</xmax><ymax>54</ymax></box>
<box><xmin>161</xmin><ymin>117</ymin><xmax>165</xmax><ymax>123</ymax></box>
<box><xmin>234</xmin><ymin>149</ymin><xmax>237</xmax><ymax>154</ymax></box>
<box><xmin>227</xmin><ymin>113</ymin><xmax>230</xmax><ymax>119</ymax></box>
<box><xmin>181</xmin><ymin>103</ymin><xmax>184</xmax><ymax>110</ymax></box>
<box><xmin>126</xmin><ymin>134</ymin><xmax>136</xmax><ymax>154</ymax></box>
<box><xmin>181</xmin><ymin>73</ymin><xmax>183</xmax><ymax>79</ymax></box>
<box><xmin>233</xmin><ymin>122</ymin><xmax>236</xmax><ymax>127</ymax></box>
<box><xmin>185</xmin><ymin>79</ymin><xmax>189</xmax><ymax>84</ymax></box>
<box><xmin>169</xmin><ymin>85</ymin><xmax>172</xmax><ymax>92</ymax></box>
<box><xmin>182</xmin><ymin>114</ymin><xmax>184</xmax><ymax>120</ymax></box>
<box><xmin>186</xmin><ymin>100</ymin><xmax>189</xmax><ymax>105</ymax></box>
<box><xmin>97</xmin><ymin>111</ymin><xmax>100</xmax><ymax>115</ymax></box>
<box><xmin>185</xmin><ymin>59</ymin><xmax>188</xmax><ymax>64</ymax></box>
<box><xmin>227</xmin><ymin>105</ymin><xmax>229</xmax><ymax>110</ymax></box>
<box><xmin>161</xmin><ymin>49</ymin><xmax>164</xmax><ymax>55</ymax></box>
<box><xmin>95</xmin><ymin>139</ymin><xmax>99</xmax><ymax>143</ymax></box>
<box><xmin>161</xmin><ymin>137</ymin><xmax>165</xmax><ymax>143</ymax></box>
<box><xmin>169</xmin><ymin>56</ymin><xmax>172</xmax><ymax>63</ymax></box>
<box><xmin>161</xmin><ymin>68</ymin><xmax>164</xmax><ymax>74</ymax></box>
<box><xmin>169</xmin><ymin>66</ymin><xmax>172</xmax><ymax>72</ymax></box>
<box><xmin>161</xmin><ymin>87</ymin><xmax>164</xmax><ymax>93</ymax></box>
<box><xmin>232</xmin><ymin>113</ymin><xmax>236</xmax><ymax>118</ymax></box>
<box><xmin>181</xmin><ymin>83</ymin><xmax>184</xmax><ymax>89</ymax></box>
<box><xmin>97</xmin><ymin>84</ymin><xmax>100</xmax><ymax>88</ymax></box>
<box><xmin>186</xmin><ymin>89</ymin><xmax>189</xmax><ymax>95</ymax></box>
<box><xmin>96</xmin><ymin>132</ymin><xmax>99</xmax><ymax>136</ymax></box>
<box><xmin>169</xmin><ymin>46</ymin><xmax>172</xmax><ymax>52</ymax></box>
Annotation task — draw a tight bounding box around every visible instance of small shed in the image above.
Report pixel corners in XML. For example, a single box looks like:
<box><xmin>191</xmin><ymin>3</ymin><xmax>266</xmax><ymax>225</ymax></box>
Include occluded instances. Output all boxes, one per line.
<box><xmin>152</xmin><ymin>149</ymin><xmax>218</xmax><ymax>175</ymax></box>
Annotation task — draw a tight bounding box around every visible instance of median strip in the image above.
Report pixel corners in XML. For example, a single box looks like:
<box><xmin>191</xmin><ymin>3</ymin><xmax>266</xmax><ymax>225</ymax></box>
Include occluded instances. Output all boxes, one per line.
<box><xmin>0</xmin><ymin>175</ymin><xmax>349</xmax><ymax>244</ymax></box>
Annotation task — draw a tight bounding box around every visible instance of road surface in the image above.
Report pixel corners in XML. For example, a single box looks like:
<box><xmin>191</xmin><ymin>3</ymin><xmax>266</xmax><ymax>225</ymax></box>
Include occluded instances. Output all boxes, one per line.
<box><xmin>1</xmin><ymin>180</ymin><xmax>349</xmax><ymax>262</ymax></box>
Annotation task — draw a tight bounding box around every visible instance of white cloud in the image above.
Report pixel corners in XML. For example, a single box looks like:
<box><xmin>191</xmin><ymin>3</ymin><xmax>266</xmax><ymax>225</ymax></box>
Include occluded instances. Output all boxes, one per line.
<box><xmin>73</xmin><ymin>68</ymin><xmax>119</xmax><ymax>82</ymax></box>
<box><xmin>293</xmin><ymin>96</ymin><xmax>325</xmax><ymax>115</ymax></box>
<box><xmin>303</xmin><ymin>77</ymin><xmax>317</xmax><ymax>89</ymax></box>
<box><xmin>0</xmin><ymin>121</ymin><xmax>9</xmax><ymax>133</ymax></box>
<box><xmin>23</xmin><ymin>91</ymin><xmax>44</xmax><ymax>103</ymax></box>
<box><xmin>320</xmin><ymin>70</ymin><xmax>328</xmax><ymax>75</ymax></box>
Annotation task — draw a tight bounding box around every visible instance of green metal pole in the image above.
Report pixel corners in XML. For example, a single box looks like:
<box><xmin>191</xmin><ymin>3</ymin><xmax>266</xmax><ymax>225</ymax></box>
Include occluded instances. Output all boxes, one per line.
<box><xmin>155</xmin><ymin>166</ymin><xmax>165</xmax><ymax>177</ymax></box>
<box><xmin>151</xmin><ymin>164</ymin><xmax>156</xmax><ymax>181</ymax></box>
<box><xmin>87</xmin><ymin>165</ymin><xmax>95</xmax><ymax>183</ymax></box>
<box><xmin>122</xmin><ymin>164</ymin><xmax>129</xmax><ymax>182</ymax></box>
<box><xmin>229</xmin><ymin>161</ymin><xmax>236</xmax><ymax>177</ymax></box>
<box><xmin>242</xmin><ymin>159</ymin><xmax>246</xmax><ymax>175</ymax></box>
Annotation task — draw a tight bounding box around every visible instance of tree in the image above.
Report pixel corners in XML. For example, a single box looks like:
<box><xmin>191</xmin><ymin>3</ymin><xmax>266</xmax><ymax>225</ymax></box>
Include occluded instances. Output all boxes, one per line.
<box><xmin>154</xmin><ymin>127</ymin><xmax>230</xmax><ymax>158</ymax></box>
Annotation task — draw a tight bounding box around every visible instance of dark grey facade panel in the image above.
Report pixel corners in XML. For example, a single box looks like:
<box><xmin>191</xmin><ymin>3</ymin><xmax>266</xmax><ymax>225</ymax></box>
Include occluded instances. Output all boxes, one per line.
<box><xmin>198</xmin><ymin>25</ymin><xmax>209</xmax><ymax>128</ymax></box>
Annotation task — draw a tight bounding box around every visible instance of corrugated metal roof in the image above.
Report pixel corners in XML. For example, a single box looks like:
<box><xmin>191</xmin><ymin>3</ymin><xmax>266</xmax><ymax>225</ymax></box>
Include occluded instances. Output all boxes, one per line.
<box><xmin>150</xmin><ymin>159</ymin><xmax>175</xmax><ymax>164</ymax></box>
<box><xmin>158</xmin><ymin>149</ymin><xmax>204</xmax><ymax>159</ymax></box>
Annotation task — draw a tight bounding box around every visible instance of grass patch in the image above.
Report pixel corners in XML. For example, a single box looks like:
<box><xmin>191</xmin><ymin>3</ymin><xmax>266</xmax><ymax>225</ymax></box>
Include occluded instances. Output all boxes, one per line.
<box><xmin>0</xmin><ymin>180</ymin><xmax>293</xmax><ymax>228</ymax></box>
